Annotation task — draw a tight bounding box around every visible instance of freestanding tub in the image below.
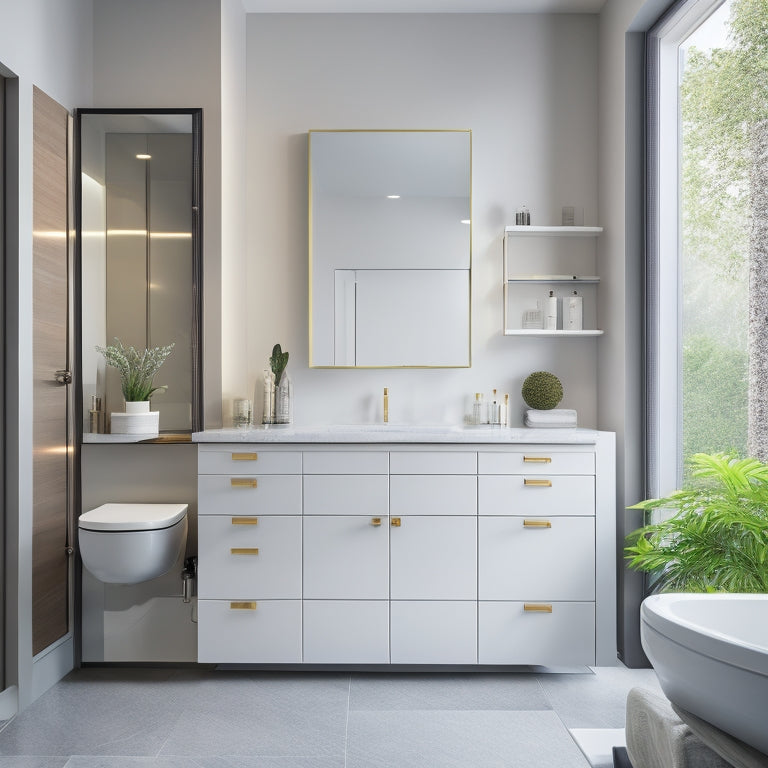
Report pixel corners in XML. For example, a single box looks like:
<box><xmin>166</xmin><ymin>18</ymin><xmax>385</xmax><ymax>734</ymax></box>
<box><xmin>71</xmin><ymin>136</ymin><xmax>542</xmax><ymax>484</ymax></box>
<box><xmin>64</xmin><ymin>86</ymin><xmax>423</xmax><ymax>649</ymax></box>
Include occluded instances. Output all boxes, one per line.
<box><xmin>641</xmin><ymin>593</ymin><xmax>768</xmax><ymax>755</ymax></box>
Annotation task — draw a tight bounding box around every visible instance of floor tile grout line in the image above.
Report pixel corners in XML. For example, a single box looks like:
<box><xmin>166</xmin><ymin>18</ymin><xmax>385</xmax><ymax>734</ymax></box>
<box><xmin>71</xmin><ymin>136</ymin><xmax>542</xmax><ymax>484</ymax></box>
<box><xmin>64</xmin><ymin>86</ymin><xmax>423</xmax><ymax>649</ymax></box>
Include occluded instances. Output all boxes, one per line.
<box><xmin>344</xmin><ymin>673</ymin><xmax>352</xmax><ymax>768</ymax></box>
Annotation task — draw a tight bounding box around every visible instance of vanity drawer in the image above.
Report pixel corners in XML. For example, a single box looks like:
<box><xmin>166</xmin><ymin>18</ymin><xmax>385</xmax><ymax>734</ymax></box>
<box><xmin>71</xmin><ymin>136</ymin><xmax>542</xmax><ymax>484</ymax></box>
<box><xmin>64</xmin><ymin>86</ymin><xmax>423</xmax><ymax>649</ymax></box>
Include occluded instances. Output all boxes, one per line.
<box><xmin>390</xmin><ymin>475</ymin><xmax>477</xmax><ymax>516</ymax></box>
<box><xmin>303</xmin><ymin>475</ymin><xmax>388</xmax><ymax>516</ymax></box>
<box><xmin>478</xmin><ymin>451</ymin><xmax>594</xmax><ymax>476</ymax></box>
<box><xmin>302</xmin><ymin>451</ymin><xmax>388</xmax><ymax>475</ymax></box>
<box><xmin>198</xmin><ymin>448</ymin><xmax>302</xmax><ymax>475</ymax></box>
<box><xmin>197</xmin><ymin>599</ymin><xmax>302</xmax><ymax>663</ymax></box>
<box><xmin>478</xmin><ymin>516</ymin><xmax>595</xmax><ymax>601</ymax></box>
<box><xmin>478</xmin><ymin>475</ymin><xmax>595</xmax><ymax>517</ymax></box>
<box><xmin>478</xmin><ymin>601</ymin><xmax>595</xmax><ymax>666</ymax></box>
<box><xmin>197</xmin><ymin>515</ymin><xmax>302</xmax><ymax>599</ymax></box>
<box><xmin>198</xmin><ymin>474</ymin><xmax>302</xmax><ymax>516</ymax></box>
<box><xmin>389</xmin><ymin>451</ymin><xmax>477</xmax><ymax>475</ymax></box>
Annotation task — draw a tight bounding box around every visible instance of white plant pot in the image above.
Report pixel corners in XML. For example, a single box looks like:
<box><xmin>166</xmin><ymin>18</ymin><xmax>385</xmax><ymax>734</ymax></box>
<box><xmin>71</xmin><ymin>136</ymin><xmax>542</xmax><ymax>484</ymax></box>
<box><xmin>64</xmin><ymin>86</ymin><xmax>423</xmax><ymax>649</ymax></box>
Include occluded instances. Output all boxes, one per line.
<box><xmin>111</xmin><ymin>401</ymin><xmax>159</xmax><ymax>435</ymax></box>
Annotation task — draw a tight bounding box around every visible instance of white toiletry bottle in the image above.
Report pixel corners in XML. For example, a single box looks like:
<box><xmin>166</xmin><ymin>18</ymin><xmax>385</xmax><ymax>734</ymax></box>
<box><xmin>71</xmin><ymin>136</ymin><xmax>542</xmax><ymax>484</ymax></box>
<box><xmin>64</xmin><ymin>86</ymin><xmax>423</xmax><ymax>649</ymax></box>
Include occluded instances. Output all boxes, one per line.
<box><xmin>567</xmin><ymin>290</ymin><xmax>583</xmax><ymax>331</ymax></box>
<box><xmin>500</xmin><ymin>394</ymin><xmax>509</xmax><ymax>428</ymax></box>
<box><xmin>262</xmin><ymin>367</ymin><xmax>275</xmax><ymax>424</ymax></box>
<box><xmin>545</xmin><ymin>290</ymin><xmax>559</xmax><ymax>330</ymax></box>
<box><xmin>472</xmin><ymin>393</ymin><xmax>484</xmax><ymax>425</ymax></box>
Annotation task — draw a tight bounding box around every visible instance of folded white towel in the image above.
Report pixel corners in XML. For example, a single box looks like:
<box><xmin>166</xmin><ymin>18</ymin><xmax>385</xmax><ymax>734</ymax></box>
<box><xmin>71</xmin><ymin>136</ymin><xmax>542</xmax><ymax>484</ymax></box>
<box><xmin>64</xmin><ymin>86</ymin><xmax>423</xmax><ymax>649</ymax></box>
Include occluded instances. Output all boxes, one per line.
<box><xmin>525</xmin><ymin>409</ymin><xmax>577</xmax><ymax>428</ymax></box>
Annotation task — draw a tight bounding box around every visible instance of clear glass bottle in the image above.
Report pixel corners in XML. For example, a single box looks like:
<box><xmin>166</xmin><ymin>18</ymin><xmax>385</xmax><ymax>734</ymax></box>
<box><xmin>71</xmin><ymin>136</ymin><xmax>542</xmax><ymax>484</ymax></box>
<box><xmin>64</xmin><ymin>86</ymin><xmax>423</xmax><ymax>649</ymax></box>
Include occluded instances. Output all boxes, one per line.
<box><xmin>488</xmin><ymin>389</ymin><xmax>500</xmax><ymax>425</ymax></box>
<box><xmin>262</xmin><ymin>367</ymin><xmax>275</xmax><ymax>425</ymax></box>
<box><xmin>472</xmin><ymin>393</ymin><xmax>484</xmax><ymax>425</ymax></box>
<box><xmin>500</xmin><ymin>394</ymin><xmax>509</xmax><ymax>428</ymax></box>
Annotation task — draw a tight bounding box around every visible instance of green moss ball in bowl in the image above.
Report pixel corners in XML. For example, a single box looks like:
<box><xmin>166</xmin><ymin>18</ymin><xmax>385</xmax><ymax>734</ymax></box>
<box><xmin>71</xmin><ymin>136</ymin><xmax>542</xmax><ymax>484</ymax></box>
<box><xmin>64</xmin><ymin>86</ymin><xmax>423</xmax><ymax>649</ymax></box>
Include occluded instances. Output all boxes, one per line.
<box><xmin>521</xmin><ymin>371</ymin><xmax>563</xmax><ymax>410</ymax></box>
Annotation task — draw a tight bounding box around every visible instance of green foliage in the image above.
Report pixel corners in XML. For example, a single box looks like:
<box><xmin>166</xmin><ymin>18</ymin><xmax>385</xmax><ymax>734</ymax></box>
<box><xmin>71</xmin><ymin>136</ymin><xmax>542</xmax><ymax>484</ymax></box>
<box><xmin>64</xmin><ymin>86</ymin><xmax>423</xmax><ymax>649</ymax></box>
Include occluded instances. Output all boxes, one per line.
<box><xmin>682</xmin><ymin>336</ymin><xmax>748</xmax><ymax>476</ymax></box>
<box><xmin>521</xmin><ymin>371</ymin><xmax>563</xmax><ymax>410</ymax></box>
<box><xmin>97</xmin><ymin>338</ymin><xmax>175</xmax><ymax>402</ymax></box>
<box><xmin>269</xmin><ymin>343</ymin><xmax>289</xmax><ymax>387</ymax></box>
<box><xmin>625</xmin><ymin>453</ymin><xmax>768</xmax><ymax>592</ymax></box>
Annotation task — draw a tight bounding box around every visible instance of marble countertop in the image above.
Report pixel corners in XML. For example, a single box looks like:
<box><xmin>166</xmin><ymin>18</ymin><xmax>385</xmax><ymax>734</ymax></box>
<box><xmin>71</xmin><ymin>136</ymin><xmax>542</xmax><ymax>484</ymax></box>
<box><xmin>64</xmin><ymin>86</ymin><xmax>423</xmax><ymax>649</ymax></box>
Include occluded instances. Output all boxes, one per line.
<box><xmin>192</xmin><ymin>425</ymin><xmax>600</xmax><ymax>444</ymax></box>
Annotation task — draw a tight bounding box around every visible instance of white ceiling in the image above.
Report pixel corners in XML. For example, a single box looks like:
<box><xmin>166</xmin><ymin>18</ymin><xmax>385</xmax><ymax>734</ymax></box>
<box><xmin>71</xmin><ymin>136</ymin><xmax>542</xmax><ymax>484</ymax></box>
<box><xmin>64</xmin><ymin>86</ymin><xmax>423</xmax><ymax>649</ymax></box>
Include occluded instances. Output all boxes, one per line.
<box><xmin>241</xmin><ymin>0</ymin><xmax>606</xmax><ymax>13</ymax></box>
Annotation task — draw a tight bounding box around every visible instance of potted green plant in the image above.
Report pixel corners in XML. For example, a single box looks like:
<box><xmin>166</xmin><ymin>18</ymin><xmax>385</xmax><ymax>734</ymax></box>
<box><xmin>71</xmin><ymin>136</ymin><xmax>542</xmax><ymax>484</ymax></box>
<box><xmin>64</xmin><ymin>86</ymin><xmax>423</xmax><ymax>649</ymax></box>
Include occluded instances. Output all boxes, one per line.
<box><xmin>97</xmin><ymin>338</ymin><xmax>174</xmax><ymax>434</ymax></box>
<box><xmin>625</xmin><ymin>452</ymin><xmax>768</xmax><ymax>592</ymax></box>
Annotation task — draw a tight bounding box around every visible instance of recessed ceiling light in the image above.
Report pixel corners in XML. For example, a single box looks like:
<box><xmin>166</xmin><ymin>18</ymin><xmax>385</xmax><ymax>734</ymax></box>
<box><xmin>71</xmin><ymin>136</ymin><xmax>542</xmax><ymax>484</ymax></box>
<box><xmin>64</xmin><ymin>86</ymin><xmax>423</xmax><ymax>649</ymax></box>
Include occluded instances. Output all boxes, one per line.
<box><xmin>136</xmin><ymin>154</ymin><xmax>152</xmax><ymax>160</ymax></box>
<box><xmin>386</xmin><ymin>195</ymin><xmax>401</xmax><ymax>199</ymax></box>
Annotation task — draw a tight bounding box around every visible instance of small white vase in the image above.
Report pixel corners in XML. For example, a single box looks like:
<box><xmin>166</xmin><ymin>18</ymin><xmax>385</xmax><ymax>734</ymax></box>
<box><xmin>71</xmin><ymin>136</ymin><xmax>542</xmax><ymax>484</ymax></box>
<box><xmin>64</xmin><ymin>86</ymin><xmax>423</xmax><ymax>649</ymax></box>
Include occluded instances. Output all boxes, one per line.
<box><xmin>111</xmin><ymin>400</ymin><xmax>159</xmax><ymax>435</ymax></box>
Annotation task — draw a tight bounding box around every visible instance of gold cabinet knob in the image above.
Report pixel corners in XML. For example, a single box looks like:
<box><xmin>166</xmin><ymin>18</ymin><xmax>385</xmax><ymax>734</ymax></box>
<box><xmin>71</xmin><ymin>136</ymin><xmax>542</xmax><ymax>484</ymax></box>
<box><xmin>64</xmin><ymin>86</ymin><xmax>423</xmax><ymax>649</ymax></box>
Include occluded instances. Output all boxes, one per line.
<box><xmin>231</xmin><ymin>516</ymin><xmax>258</xmax><ymax>525</ymax></box>
<box><xmin>231</xmin><ymin>452</ymin><xmax>258</xmax><ymax>461</ymax></box>
<box><xmin>523</xmin><ymin>519</ymin><xmax>552</xmax><ymax>528</ymax></box>
<box><xmin>523</xmin><ymin>478</ymin><xmax>552</xmax><ymax>487</ymax></box>
<box><xmin>230</xmin><ymin>547</ymin><xmax>259</xmax><ymax>555</ymax></box>
<box><xmin>371</xmin><ymin>517</ymin><xmax>382</xmax><ymax>526</ymax></box>
<box><xmin>231</xmin><ymin>478</ymin><xmax>258</xmax><ymax>488</ymax></box>
<box><xmin>230</xmin><ymin>601</ymin><xmax>257</xmax><ymax>610</ymax></box>
<box><xmin>391</xmin><ymin>517</ymin><xmax>401</xmax><ymax>527</ymax></box>
<box><xmin>523</xmin><ymin>456</ymin><xmax>552</xmax><ymax>463</ymax></box>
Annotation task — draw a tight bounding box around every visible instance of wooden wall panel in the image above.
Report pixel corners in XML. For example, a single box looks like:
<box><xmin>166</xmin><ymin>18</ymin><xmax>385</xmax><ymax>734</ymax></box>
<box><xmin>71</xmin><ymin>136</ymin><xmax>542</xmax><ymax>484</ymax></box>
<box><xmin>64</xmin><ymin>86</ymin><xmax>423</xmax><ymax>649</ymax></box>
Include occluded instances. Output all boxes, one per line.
<box><xmin>32</xmin><ymin>86</ymin><xmax>70</xmax><ymax>656</ymax></box>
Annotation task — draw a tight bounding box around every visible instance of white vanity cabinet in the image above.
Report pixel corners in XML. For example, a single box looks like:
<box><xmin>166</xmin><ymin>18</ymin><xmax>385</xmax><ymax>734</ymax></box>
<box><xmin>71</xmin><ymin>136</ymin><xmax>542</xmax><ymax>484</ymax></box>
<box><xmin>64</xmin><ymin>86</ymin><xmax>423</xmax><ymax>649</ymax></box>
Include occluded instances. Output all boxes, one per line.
<box><xmin>195</xmin><ymin>432</ymin><xmax>616</xmax><ymax>667</ymax></box>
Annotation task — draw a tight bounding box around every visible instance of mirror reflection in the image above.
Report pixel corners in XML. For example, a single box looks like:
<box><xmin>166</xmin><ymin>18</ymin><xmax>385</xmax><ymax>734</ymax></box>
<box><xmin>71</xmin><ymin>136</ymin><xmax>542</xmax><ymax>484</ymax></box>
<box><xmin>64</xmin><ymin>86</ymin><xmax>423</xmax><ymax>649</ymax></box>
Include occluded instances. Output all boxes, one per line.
<box><xmin>79</xmin><ymin>110</ymin><xmax>202</xmax><ymax>432</ymax></box>
<box><xmin>309</xmin><ymin>130</ymin><xmax>471</xmax><ymax>368</ymax></box>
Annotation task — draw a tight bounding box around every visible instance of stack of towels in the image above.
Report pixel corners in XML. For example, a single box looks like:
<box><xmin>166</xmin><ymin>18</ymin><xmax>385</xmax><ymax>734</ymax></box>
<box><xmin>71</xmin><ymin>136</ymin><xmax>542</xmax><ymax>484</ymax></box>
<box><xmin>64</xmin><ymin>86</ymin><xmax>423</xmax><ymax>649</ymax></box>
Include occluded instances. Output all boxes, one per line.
<box><xmin>525</xmin><ymin>408</ymin><xmax>577</xmax><ymax>428</ymax></box>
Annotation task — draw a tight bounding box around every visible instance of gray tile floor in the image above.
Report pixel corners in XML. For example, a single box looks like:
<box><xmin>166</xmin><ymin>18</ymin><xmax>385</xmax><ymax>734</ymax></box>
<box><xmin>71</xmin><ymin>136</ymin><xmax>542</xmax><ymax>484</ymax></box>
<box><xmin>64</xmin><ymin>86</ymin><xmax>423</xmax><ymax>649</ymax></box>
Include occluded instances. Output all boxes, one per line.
<box><xmin>0</xmin><ymin>666</ymin><xmax>663</xmax><ymax>768</ymax></box>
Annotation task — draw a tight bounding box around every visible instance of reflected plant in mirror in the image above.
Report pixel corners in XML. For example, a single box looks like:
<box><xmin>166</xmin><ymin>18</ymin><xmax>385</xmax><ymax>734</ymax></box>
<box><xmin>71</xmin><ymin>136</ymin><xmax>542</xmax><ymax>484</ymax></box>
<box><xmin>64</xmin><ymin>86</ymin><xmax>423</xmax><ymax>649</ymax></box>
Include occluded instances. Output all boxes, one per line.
<box><xmin>96</xmin><ymin>338</ymin><xmax>175</xmax><ymax>403</ymax></box>
<box><xmin>309</xmin><ymin>129</ymin><xmax>471</xmax><ymax>368</ymax></box>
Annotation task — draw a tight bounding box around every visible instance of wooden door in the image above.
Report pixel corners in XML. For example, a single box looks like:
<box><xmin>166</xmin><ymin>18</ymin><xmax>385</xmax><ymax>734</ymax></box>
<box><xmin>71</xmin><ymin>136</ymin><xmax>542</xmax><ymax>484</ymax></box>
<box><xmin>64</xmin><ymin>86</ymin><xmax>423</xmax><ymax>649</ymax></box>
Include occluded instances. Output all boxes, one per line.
<box><xmin>32</xmin><ymin>86</ymin><xmax>72</xmax><ymax>656</ymax></box>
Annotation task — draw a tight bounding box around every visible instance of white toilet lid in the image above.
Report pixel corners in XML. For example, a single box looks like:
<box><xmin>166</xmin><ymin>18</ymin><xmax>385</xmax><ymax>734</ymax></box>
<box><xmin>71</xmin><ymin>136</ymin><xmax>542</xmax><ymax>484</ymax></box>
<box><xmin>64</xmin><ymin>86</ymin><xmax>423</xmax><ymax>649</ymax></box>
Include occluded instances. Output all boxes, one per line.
<box><xmin>78</xmin><ymin>503</ymin><xmax>188</xmax><ymax>532</ymax></box>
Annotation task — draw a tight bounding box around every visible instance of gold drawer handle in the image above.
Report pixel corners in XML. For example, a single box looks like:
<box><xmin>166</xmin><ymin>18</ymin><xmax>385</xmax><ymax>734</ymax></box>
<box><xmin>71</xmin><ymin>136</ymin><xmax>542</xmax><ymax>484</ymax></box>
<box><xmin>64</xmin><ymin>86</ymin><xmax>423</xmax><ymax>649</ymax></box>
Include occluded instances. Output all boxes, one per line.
<box><xmin>524</xmin><ymin>479</ymin><xmax>552</xmax><ymax>487</ymax></box>
<box><xmin>232</xmin><ymin>452</ymin><xmax>258</xmax><ymax>461</ymax></box>
<box><xmin>231</xmin><ymin>478</ymin><xmax>258</xmax><ymax>488</ymax></box>
<box><xmin>523</xmin><ymin>456</ymin><xmax>552</xmax><ymax>463</ymax></box>
<box><xmin>230</xmin><ymin>547</ymin><xmax>259</xmax><ymax>555</ymax></box>
<box><xmin>391</xmin><ymin>517</ymin><xmax>401</xmax><ymax>527</ymax></box>
<box><xmin>231</xmin><ymin>517</ymin><xmax>258</xmax><ymax>525</ymax></box>
<box><xmin>523</xmin><ymin>519</ymin><xmax>552</xmax><ymax>528</ymax></box>
<box><xmin>230</xmin><ymin>601</ymin><xmax>257</xmax><ymax>610</ymax></box>
<box><xmin>524</xmin><ymin>603</ymin><xmax>553</xmax><ymax>613</ymax></box>
<box><xmin>371</xmin><ymin>517</ymin><xmax>382</xmax><ymax>526</ymax></box>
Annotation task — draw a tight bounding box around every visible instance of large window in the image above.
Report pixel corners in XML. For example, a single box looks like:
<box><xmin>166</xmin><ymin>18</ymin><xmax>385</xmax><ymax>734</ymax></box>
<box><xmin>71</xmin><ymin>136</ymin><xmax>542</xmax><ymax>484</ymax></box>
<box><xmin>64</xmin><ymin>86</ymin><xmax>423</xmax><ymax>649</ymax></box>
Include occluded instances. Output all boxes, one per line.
<box><xmin>648</xmin><ymin>0</ymin><xmax>762</xmax><ymax>494</ymax></box>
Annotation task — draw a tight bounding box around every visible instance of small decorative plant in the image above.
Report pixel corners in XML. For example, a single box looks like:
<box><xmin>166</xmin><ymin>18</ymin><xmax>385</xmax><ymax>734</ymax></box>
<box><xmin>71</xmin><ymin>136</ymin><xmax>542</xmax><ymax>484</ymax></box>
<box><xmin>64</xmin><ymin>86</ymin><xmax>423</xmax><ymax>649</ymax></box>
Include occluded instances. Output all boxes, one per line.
<box><xmin>521</xmin><ymin>371</ymin><xmax>563</xmax><ymax>410</ymax></box>
<box><xmin>270</xmin><ymin>343</ymin><xmax>289</xmax><ymax>387</ymax></box>
<box><xmin>625</xmin><ymin>452</ymin><xmax>768</xmax><ymax>593</ymax></box>
<box><xmin>97</xmin><ymin>338</ymin><xmax>175</xmax><ymax>402</ymax></box>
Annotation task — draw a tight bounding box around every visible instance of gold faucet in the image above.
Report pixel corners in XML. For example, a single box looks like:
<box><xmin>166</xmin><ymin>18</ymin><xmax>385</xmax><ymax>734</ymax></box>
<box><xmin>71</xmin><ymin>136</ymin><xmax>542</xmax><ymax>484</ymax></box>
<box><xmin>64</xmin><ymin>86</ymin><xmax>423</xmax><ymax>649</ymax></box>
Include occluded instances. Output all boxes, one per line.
<box><xmin>383</xmin><ymin>387</ymin><xmax>389</xmax><ymax>423</ymax></box>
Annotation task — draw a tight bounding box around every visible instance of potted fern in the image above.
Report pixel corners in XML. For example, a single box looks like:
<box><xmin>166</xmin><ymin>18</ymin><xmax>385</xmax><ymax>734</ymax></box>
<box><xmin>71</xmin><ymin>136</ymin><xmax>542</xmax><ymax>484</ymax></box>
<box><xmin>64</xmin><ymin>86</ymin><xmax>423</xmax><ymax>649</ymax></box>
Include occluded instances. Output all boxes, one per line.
<box><xmin>625</xmin><ymin>452</ymin><xmax>768</xmax><ymax>592</ymax></box>
<box><xmin>97</xmin><ymin>338</ymin><xmax>175</xmax><ymax>434</ymax></box>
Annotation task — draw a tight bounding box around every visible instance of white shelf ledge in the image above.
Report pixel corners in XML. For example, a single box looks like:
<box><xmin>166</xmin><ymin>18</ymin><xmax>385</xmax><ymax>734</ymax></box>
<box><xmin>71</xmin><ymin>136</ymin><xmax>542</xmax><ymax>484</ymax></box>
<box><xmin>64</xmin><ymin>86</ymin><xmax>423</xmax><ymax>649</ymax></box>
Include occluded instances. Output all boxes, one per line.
<box><xmin>504</xmin><ymin>225</ymin><xmax>603</xmax><ymax>236</ymax></box>
<box><xmin>504</xmin><ymin>329</ymin><xmax>604</xmax><ymax>337</ymax></box>
<box><xmin>507</xmin><ymin>275</ymin><xmax>600</xmax><ymax>284</ymax></box>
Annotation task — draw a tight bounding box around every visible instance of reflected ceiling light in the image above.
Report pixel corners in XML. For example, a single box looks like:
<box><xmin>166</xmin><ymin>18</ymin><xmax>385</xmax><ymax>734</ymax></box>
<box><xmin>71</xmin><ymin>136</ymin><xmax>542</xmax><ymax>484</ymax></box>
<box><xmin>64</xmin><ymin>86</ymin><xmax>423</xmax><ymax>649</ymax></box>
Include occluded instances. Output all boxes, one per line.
<box><xmin>386</xmin><ymin>195</ymin><xmax>401</xmax><ymax>199</ymax></box>
<box><xmin>150</xmin><ymin>232</ymin><xmax>193</xmax><ymax>239</ymax></box>
<box><xmin>461</xmin><ymin>219</ymin><xmax>471</xmax><ymax>224</ymax></box>
<box><xmin>136</xmin><ymin>153</ymin><xmax>152</xmax><ymax>160</ymax></box>
<box><xmin>105</xmin><ymin>230</ymin><xmax>192</xmax><ymax>239</ymax></box>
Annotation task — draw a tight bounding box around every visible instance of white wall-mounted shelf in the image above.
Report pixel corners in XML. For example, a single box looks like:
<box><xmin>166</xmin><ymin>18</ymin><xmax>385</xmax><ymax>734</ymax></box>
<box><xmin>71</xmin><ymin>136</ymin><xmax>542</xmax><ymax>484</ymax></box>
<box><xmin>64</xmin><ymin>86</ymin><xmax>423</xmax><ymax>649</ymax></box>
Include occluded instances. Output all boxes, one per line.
<box><xmin>503</xmin><ymin>226</ymin><xmax>603</xmax><ymax>335</ymax></box>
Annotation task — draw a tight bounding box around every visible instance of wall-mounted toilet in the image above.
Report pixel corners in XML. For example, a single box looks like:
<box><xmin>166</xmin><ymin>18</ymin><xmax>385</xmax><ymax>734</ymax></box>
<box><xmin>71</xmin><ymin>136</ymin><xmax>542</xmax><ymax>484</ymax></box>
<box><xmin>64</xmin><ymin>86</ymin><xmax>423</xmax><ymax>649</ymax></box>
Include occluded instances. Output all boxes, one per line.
<box><xmin>79</xmin><ymin>503</ymin><xmax>188</xmax><ymax>584</ymax></box>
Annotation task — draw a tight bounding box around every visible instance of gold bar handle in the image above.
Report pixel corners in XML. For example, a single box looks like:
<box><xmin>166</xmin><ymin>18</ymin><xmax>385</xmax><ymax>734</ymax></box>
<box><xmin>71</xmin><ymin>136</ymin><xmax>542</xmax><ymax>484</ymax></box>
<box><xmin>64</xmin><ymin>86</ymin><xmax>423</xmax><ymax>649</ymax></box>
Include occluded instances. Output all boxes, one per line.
<box><xmin>230</xmin><ymin>601</ymin><xmax>257</xmax><ymax>610</ymax></box>
<box><xmin>230</xmin><ymin>547</ymin><xmax>259</xmax><ymax>555</ymax></box>
<box><xmin>524</xmin><ymin>603</ymin><xmax>553</xmax><ymax>613</ymax></box>
<box><xmin>523</xmin><ymin>456</ymin><xmax>552</xmax><ymax>463</ymax></box>
<box><xmin>231</xmin><ymin>478</ymin><xmax>258</xmax><ymax>488</ymax></box>
<box><xmin>232</xmin><ymin>452</ymin><xmax>258</xmax><ymax>461</ymax></box>
<box><xmin>371</xmin><ymin>517</ymin><xmax>382</xmax><ymax>526</ymax></box>
<box><xmin>523</xmin><ymin>519</ymin><xmax>552</xmax><ymax>528</ymax></box>
<box><xmin>231</xmin><ymin>517</ymin><xmax>258</xmax><ymax>525</ymax></box>
<box><xmin>391</xmin><ymin>517</ymin><xmax>401</xmax><ymax>527</ymax></box>
<box><xmin>524</xmin><ymin>478</ymin><xmax>552</xmax><ymax>487</ymax></box>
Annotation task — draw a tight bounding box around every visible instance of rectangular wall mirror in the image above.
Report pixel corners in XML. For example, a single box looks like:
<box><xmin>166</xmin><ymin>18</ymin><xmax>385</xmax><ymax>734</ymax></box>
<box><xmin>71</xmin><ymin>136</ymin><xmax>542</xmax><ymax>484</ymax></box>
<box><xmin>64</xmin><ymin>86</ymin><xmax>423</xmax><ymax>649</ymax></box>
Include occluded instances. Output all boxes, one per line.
<box><xmin>309</xmin><ymin>129</ymin><xmax>471</xmax><ymax>368</ymax></box>
<box><xmin>77</xmin><ymin>109</ymin><xmax>203</xmax><ymax>433</ymax></box>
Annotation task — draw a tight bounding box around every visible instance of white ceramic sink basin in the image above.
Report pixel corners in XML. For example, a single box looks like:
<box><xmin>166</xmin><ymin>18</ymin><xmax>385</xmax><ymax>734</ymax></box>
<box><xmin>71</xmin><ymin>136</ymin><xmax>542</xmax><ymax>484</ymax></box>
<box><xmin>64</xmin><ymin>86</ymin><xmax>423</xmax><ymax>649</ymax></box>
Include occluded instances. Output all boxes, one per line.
<box><xmin>641</xmin><ymin>593</ymin><xmax>768</xmax><ymax>755</ymax></box>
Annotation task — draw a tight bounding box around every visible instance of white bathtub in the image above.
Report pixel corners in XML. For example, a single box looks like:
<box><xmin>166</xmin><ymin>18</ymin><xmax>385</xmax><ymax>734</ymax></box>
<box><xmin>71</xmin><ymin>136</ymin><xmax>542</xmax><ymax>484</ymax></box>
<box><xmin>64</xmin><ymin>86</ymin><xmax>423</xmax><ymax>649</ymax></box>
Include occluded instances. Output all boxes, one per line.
<box><xmin>641</xmin><ymin>593</ymin><xmax>768</xmax><ymax>755</ymax></box>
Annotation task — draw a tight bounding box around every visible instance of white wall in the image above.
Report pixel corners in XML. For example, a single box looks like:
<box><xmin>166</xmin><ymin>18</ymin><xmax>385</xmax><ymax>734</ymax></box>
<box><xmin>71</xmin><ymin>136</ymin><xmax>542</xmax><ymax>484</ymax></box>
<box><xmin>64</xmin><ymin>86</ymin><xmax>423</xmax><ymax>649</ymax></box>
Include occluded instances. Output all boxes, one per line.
<box><xmin>0</xmin><ymin>0</ymin><xmax>93</xmax><ymax>709</ymax></box>
<box><xmin>245</xmin><ymin>13</ymin><xmax>600</xmax><ymax>427</ymax></box>
<box><xmin>93</xmin><ymin>0</ymin><xmax>225</xmax><ymax>428</ymax></box>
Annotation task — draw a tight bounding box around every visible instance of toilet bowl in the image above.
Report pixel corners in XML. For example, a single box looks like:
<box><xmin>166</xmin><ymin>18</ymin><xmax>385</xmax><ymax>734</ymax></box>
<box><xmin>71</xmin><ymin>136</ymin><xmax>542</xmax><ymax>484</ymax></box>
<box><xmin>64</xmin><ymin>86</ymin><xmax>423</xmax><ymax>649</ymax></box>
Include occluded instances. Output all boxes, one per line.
<box><xmin>79</xmin><ymin>503</ymin><xmax>188</xmax><ymax>584</ymax></box>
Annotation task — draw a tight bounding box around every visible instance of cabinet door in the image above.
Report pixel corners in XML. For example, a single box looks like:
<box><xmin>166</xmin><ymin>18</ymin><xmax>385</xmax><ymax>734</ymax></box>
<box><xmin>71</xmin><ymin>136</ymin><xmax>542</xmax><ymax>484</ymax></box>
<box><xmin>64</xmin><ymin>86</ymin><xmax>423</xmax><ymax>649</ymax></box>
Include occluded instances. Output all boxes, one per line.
<box><xmin>198</xmin><ymin>474</ymin><xmax>302</xmax><ymax>516</ymax></box>
<box><xmin>198</xmin><ymin>449</ymin><xmax>302</xmax><ymax>475</ymax></box>
<box><xmin>390</xmin><ymin>475</ymin><xmax>477</xmax><ymax>516</ymax></box>
<box><xmin>478</xmin><ymin>516</ymin><xmax>594</xmax><ymax>601</ymax></box>
<box><xmin>478</xmin><ymin>601</ymin><xmax>595</xmax><ymax>666</ymax></box>
<box><xmin>303</xmin><ymin>516</ymin><xmax>389</xmax><ymax>599</ymax></box>
<box><xmin>390</xmin><ymin>516</ymin><xmax>476</xmax><ymax>600</ymax></box>
<box><xmin>303</xmin><ymin>600</ymin><xmax>389</xmax><ymax>663</ymax></box>
<box><xmin>390</xmin><ymin>601</ymin><xmax>477</xmax><ymax>664</ymax></box>
<box><xmin>197</xmin><ymin>599</ymin><xmax>302</xmax><ymax>663</ymax></box>
<box><xmin>197</xmin><ymin>515</ymin><xmax>302</xmax><ymax>599</ymax></box>
<box><xmin>478</xmin><ymin>475</ymin><xmax>594</xmax><ymax>517</ymax></box>
<box><xmin>303</xmin><ymin>474</ymin><xmax>388</xmax><ymax>516</ymax></box>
